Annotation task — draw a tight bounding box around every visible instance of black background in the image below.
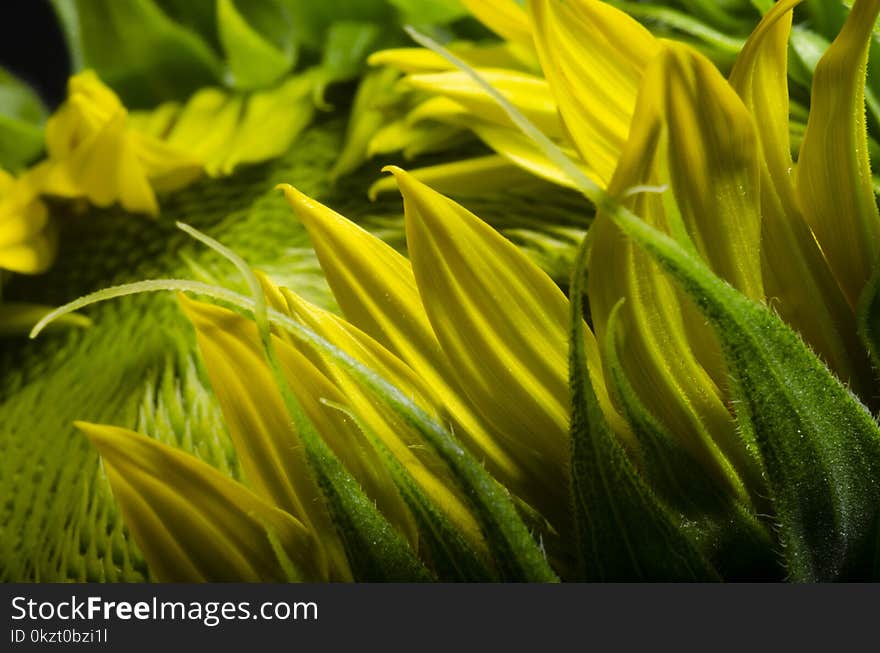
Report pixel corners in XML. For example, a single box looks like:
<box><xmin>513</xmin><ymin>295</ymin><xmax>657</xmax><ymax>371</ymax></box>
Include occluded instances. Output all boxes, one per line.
<box><xmin>0</xmin><ymin>0</ymin><xmax>70</xmax><ymax>108</ymax></box>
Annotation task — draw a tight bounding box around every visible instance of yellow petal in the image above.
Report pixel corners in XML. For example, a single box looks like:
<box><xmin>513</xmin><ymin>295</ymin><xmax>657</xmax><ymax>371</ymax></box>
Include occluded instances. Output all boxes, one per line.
<box><xmin>796</xmin><ymin>0</ymin><xmax>880</xmax><ymax>308</ymax></box>
<box><xmin>529</xmin><ymin>0</ymin><xmax>660</xmax><ymax>186</ymax></box>
<box><xmin>402</xmin><ymin>69</ymin><xmax>563</xmax><ymax>138</ymax></box>
<box><xmin>276</xmin><ymin>183</ymin><xmax>528</xmax><ymax>504</ymax></box>
<box><xmin>385</xmin><ymin>166</ymin><xmax>629</xmax><ymax>528</ymax></box>
<box><xmin>369</xmin><ymin>41</ymin><xmax>533</xmax><ymax>74</ymax></box>
<box><xmin>41</xmin><ymin>112</ymin><xmax>159</xmax><ymax>216</ymax></box>
<box><xmin>217</xmin><ymin>75</ymin><xmax>314</xmax><ymax>175</ymax></box>
<box><xmin>77</xmin><ymin>422</ymin><xmax>320</xmax><ymax>582</ymax></box>
<box><xmin>588</xmin><ymin>47</ymin><xmax>759</xmax><ymax>499</ymax></box>
<box><xmin>165</xmin><ymin>88</ymin><xmax>244</xmax><ymax>176</ymax></box>
<box><xmin>661</xmin><ymin>42</ymin><xmax>764</xmax><ymax>301</ymax></box>
<box><xmin>730</xmin><ymin>0</ymin><xmax>872</xmax><ymax>394</ymax></box>
<box><xmin>44</xmin><ymin>71</ymin><xmax>122</xmax><ymax>159</ymax></box>
<box><xmin>469</xmin><ymin>121</ymin><xmax>591</xmax><ymax>189</ymax></box>
<box><xmin>274</xmin><ymin>285</ymin><xmax>485</xmax><ymax>550</ymax></box>
<box><xmin>367</xmin><ymin>155</ymin><xmax>541</xmax><ymax>200</ymax></box>
<box><xmin>461</xmin><ymin>0</ymin><xmax>534</xmax><ymax>49</ymax></box>
<box><xmin>0</xmin><ymin>228</ymin><xmax>56</xmax><ymax>274</ymax></box>
<box><xmin>179</xmin><ymin>295</ymin><xmax>351</xmax><ymax>580</ymax></box>
<box><xmin>132</xmin><ymin>133</ymin><xmax>203</xmax><ymax>193</ymax></box>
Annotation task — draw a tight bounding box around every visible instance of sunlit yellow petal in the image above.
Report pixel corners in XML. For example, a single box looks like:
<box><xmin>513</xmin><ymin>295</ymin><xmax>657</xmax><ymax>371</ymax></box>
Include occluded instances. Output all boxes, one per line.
<box><xmin>369</xmin><ymin>41</ymin><xmax>533</xmax><ymax>74</ymax></box>
<box><xmin>461</xmin><ymin>0</ymin><xmax>534</xmax><ymax>49</ymax></box>
<box><xmin>385</xmin><ymin>166</ymin><xmax>630</xmax><ymax>529</ymax></box>
<box><xmin>179</xmin><ymin>295</ymin><xmax>351</xmax><ymax>581</ymax></box>
<box><xmin>402</xmin><ymin>69</ymin><xmax>563</xmax><ymax>138</ymax></box>
<box><xmin>367</xmin><ymin>155</ymin><xmax>540</xmax><ymax>200</ymax></box>
<box><xmin>730</xmin><ymin>0</ymin><xmax>872</xmax><ymax>394</ymax></box>
<box><xmin>529</xmin><ymin>0</ymin><xmax>660</xmax><ymax>186</ymax></box>
<box><xmin>661</xmin><ymin>42</ymin><xmax>764</xmax><ymax>301</ymax></box>
<box><xmin>796</xmin><ymin>0</ymin><xmax>880</xmax><ymax>308</ymax></box>
<box><xmin>77</xmin><ymin>422</ymin><xmax>320</xmax><ymax>582</ymax></box>
<box><xmin>276</xmin><ymin>183</ymin><xmax>527</xmax><ymax>499</ymax></box>
<box><xmin>470</xmin><ymin>121</ymin><xmax>591</xmax><ymax>189</ymax></box>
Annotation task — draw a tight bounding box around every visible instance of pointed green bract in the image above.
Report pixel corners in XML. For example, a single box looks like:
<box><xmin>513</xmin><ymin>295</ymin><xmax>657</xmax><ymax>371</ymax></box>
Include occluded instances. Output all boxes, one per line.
<box><xmin>569</xmin><ymin>238</ymin><xmax>719</xmax><ymax>582</ymax></box>
<box><xmin>602</xmin><ymin>195</ymin><xmax>880</xmax><ymax>581</ymax></box>
<box><xmin>329</xmin><ymin>401</ymin><xmax>496</xmax><ymax>582</ymax></box>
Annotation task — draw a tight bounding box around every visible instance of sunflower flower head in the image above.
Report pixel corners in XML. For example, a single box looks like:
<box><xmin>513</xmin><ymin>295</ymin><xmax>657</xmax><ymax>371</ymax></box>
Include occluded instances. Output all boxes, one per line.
<box><xmin>23</xmin><ymin>0</ymin><xmax>880</xmax><ymax>583</ymax></box>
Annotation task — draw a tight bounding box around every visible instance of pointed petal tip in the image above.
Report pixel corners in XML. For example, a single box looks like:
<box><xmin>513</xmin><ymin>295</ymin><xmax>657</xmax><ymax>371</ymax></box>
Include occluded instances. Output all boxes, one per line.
<box><xmin>381</xmin><ymin>165</ymin><xmax>425</xmax><ymax>197</ymax></box>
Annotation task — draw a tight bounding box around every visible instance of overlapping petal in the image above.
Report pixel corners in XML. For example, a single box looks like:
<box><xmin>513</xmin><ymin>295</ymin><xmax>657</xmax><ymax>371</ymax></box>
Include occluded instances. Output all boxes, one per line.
<box><xmin>730</xmin><ymin>0</ymin><xmax>872</xmax><ymax>394</ymax></box>
<box><xmin>0</xmin><ymin>169</ymin><xmax>55</xmax><ymax>274</ymax></box>
<box><xmin>796</xmin><ymin>0</ymin><xmax>880</xmax><ymax>308</ymax></box>
<box><xmin>529</xmin><ymin>0</ymin><xmax>661</xmax><ymax>186</ymax></box>
<box><xmin>38</xmin><ymin>71</ymin><xmax>201</xmax><ymax>216</ymax></box>
<box><xmin>589</xmin><ymin>43</ymin><xmax>763</xmax><ymax>500</ymax></box>
<box><xmin>76</xmin><ymin>422</ymin><xmax>319</xmax><ymax>582</ymax></box>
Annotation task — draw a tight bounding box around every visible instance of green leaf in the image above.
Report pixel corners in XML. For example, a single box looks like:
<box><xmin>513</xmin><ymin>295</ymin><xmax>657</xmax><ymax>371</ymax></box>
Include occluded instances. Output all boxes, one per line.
<box><xmin>217</xmin><ymin>0</ymin><xmax>294</xmax><ymax>90</ymax></box>
<box><xmin>568</xmin><ymin>236</ymin><xmax>719</xmax><ymax>582</ymax></box>
<box><xmin>50</xmin><ymin>0</ymin><xmax>223</xmax><ymax>107</ymax></box>
<box><xmin>0</xmin><ymin>68</ymin><xmax>47</xmax><ymax>170</ymax></box>
<box><xmin>603</xmin><ymin>196</ymin><xmax>880</xmax><ymax>582</ymax></box>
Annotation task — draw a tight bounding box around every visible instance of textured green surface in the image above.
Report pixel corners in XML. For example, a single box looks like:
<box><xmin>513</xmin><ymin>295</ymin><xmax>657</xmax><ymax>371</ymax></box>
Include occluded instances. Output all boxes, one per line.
<box><xmin>0</xmin><ymin>115</ymin><xmax>586</xmax><ymax>582</ymax></box>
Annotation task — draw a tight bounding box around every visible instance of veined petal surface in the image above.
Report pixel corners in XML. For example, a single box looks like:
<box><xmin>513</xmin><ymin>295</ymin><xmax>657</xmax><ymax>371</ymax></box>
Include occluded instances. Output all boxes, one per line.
<box><xmin>796</xmin><ymin>0</ymin><xmax>880</xmax><ymax>308</ymax></box>
<box><xmin>77</xmin><ymin>423</ymin><xmax>319</xmax><ymax>582</ymax></box>
<box><xmin>530</xmin><ymin>0</ymin><xmax>660</xmax><ymax>186</ymax></box>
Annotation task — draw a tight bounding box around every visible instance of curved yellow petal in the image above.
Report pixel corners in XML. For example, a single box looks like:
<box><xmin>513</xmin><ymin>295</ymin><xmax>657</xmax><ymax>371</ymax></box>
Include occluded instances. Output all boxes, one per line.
<box><xmin>274</xmin><ymin>285</ymin><xmax>485</xmax><ymax>550</ymax></box>
<box><xmin>367</xmin><ymin>155</ymin><xmax>540</xmax><ymax>200</ymax></box>
<box><xmin>661</xmin><ymin>42</ymin><xmax>764</xmax><ymax>301</ymax></box>
<box><xmin>403</xmin><ymin>69</ymin><xmax>563</xmax><ymax>138</ymax></box>
<box><xmin>461</xmin><ymin>0</ymin><xmax>534</xmax><ymax>49</ymax></box>
<box><xmin>529</xmin><ymin>0</ymin><xmax>660</xmax><ymax>186</ymax></box>
<box><xmin>179</xmin><ymin>295</ymin><xmax>351</xmax><ymax>581</ymax></box>
<box><xmin>77</xmin><ymin>422</ymin><xmax>321</xmax><ymax>582</ymax></box>
<box><xmin>276</xmin><ymin>183</ymin><xmax>530</xmax><ymax>505</ymax></box>
<box><xmin>730</xmin><ymin>0</ymin><xmax>872</xmax><ymax>394</ymax></box>
<box><xmin>589</xmin><ymin>47</ymin><xmax>760</xmax><ymax>500</ymax></box>
<box><xmin>796</xmin><ymin>0</ymin><xmax>880</xmax><ymax>308</ymax></box>
<box><xmin>385</xmin><ymin>166</ymin><xmax>629</xmax><ymax>529</ymax></box>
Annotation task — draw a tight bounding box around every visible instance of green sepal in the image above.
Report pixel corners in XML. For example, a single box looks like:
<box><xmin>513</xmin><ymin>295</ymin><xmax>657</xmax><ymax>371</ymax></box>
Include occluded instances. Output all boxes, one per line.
<box><xmin>313</xmin><ymin>21</ymin><xmax>385</xmax><ymax>107</ymax></box>
<box><xmin>284</xmin><ymin>320</ymin><xmax>558</xmax><ymax>582</ymax></box>
<box><xmin>603</xmin><ymin>299</ymin><xmax>781</xmax><ymax>580</ymax></box>
<box><xmin>568</xmin><ymin>238</ymin><xmax>720</xmax><ymax>582</ymax></box>
<box><xmin>603</xmin><ymin>197</ymin><xmax>880</xmax><ymax>582</ymax></box>
<box><xmin>327</xmin><ymin>400</ymin><xmax>497</xmax><ymax>582</ymax></box>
